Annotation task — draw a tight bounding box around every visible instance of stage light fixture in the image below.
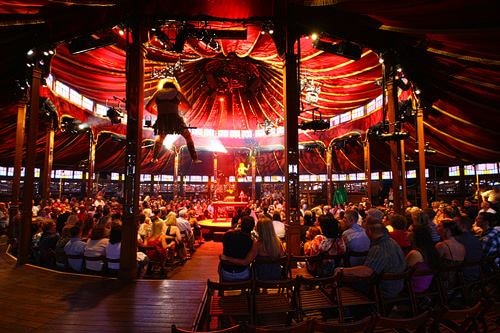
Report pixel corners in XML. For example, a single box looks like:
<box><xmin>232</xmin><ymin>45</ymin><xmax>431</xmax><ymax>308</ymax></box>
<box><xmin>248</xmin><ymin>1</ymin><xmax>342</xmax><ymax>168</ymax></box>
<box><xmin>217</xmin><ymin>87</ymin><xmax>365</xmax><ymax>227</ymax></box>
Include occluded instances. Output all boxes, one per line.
<box><xmin>313</xmin><ymin>39</ymin><xmax>362</xmax><ymax>60</ymax></box>
<box><xmin>68</xmin><ymin>33</ymin><xmax>117</xmax><ymax>54</ymax></box>
<box><xmin>106</xmin><ymin>107</ymin><xmax>123</xmax><ymax>124</ymax></box>
<box><xmin>299</xmin><ymin>119</ymin><xmax>330</xmax><ymax>131</ymax></box>
<box><xmin>40</xmin><ymin>97</ymin><xmax>58</xmax><ymax>129</ymax></box>
<box><xmin>299</xmin><ymin>109</ymin><xmax>330</xmax><ymax>131</ymax></box>
<box><xmin>379</xmin><ymin>131</ymin><xmax>410</xmax><ymax>141</ymax></box>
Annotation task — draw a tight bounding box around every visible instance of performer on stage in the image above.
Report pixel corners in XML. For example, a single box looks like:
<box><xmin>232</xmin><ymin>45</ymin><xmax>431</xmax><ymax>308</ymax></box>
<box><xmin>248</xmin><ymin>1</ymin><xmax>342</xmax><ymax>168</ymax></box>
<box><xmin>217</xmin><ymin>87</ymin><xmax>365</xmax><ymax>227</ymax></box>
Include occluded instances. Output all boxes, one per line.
<box><xmin>146</xmin><ymin>79</ymin><xmax>201</xmax><ymax>163</ymax></box>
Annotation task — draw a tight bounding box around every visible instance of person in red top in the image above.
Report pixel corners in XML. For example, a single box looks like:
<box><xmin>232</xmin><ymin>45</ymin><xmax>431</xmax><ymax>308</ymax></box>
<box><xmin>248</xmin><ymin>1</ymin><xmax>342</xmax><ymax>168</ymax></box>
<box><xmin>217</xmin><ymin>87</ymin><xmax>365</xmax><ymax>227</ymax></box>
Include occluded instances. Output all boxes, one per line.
<box><xmin>388</xmin><ymin>213</ymin><xmax>411</xmax><ymax>252</ymax></box>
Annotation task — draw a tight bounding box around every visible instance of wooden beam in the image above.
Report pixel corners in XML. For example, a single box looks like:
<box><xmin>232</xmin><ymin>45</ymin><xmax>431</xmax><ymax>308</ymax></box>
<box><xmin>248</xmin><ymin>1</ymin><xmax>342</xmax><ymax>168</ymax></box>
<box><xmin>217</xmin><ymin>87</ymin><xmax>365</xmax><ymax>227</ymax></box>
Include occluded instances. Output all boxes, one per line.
<box><xmin>18</xmin><ymin>64</ymin><xmax>42</xmax><ymax>265</ymax></box>
<box><xmin>385</xmin><ymin>65</ymin><xmax>402</xmax><ymax>213</ymax></box>
<box><xmin>9</xmin><ymin>100</ymin><xmax>27</xmax><ymax>234</ymax></box>
<box><xmin>120</xmin><ymin>14</ymin><xmax>145</xmax><ymax>280</ymax></box>
<box><xmin>364</xmin><ymin>138</ymin><xmax>372</xmax><ymax>203</ymax></box>
<box><xmin>41</xmin><ymin>127</ymin><xmax>54</xmax><ymax>201</ymax></box>
<box><xmin>417</xmin><ymin>107</ymin><xmax>428</xmax><ymax>209</ymax></box>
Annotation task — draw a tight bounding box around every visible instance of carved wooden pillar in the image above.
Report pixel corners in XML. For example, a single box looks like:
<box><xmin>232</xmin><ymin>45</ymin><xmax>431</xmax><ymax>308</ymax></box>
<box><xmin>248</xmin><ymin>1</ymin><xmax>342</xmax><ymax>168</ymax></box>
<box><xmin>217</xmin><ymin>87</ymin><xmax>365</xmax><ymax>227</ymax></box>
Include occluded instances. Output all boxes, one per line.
<box><xmin>416</xmin><ymin>107</ymin><xmax>428</xmax><ymax>209</ymax></box>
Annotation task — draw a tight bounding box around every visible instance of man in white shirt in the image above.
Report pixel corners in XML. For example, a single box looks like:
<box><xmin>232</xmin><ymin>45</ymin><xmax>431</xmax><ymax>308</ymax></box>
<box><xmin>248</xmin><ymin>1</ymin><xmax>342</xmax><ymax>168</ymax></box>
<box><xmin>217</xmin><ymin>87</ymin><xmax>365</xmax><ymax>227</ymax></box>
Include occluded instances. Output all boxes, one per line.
<box><xmin>177</xmin><ymin>209</ymin><xmax>194</xmax><ymax>252</ymax></box>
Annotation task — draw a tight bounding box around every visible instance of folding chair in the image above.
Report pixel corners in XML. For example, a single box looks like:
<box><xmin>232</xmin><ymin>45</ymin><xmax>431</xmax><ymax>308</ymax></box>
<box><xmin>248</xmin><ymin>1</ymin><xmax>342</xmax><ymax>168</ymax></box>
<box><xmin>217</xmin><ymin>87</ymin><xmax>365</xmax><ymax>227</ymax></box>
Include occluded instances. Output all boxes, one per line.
<box><xmin>172</xmin><ymin>323</ymin><xmax>243</xmax><ymax>333</ymax></box>
<box><xmin>253</xmin><ymin>278</ymin><xmax>300</xmax><ymax>326</ymax></box>
<box><xmin>315</xmin><ymin>314</ymin><xmax>378</xmax><ymax>333</ymax></box>
<box><xmin>297</xmin><ymin>275</ymin><xmax>338</xmax><ymax>321</ymax></box>
<box><xmin>206</xmin><ymin>279</ymin><xmax>253</xmax><ymax>330</ymax></box>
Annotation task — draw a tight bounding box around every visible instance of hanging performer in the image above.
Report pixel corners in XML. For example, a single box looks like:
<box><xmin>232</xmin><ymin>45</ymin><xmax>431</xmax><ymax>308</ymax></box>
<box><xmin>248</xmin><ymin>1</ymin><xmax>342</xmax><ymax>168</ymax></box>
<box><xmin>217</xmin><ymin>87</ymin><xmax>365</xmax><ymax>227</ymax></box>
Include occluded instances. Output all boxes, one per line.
<box><xmin>146</xmin><ymin>79</ymin><xmax>201</xmax><ymax>163</ymax></box>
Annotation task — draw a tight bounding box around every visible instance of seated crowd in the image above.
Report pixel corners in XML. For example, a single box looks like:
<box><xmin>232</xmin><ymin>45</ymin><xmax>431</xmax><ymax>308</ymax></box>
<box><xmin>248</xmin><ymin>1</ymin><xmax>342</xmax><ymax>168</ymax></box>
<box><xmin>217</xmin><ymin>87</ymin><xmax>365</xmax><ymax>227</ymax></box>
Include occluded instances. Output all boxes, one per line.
<box><xmin>5</xmin><ymin>193</ymin><xmax>213</xmax><ymax>277</ymax></box>
<box><xmin>216</xmin><ymin>194</ymin><xmax>499</xmax><ymax>321</ymax></box>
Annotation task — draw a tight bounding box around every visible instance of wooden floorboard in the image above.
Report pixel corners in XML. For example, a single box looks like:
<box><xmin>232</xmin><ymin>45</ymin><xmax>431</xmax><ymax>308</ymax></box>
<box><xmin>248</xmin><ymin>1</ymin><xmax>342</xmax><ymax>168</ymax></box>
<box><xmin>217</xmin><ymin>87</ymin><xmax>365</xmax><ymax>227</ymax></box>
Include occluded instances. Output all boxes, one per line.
<box><xmin>0</xmin><ymin>236</ymin><xmax>218</xmax><ymax>333</ymax></box>
<box><xmin>2</xmin><ymin>236</ymin><xmax>499</xmax><ymax>332</ymax></box>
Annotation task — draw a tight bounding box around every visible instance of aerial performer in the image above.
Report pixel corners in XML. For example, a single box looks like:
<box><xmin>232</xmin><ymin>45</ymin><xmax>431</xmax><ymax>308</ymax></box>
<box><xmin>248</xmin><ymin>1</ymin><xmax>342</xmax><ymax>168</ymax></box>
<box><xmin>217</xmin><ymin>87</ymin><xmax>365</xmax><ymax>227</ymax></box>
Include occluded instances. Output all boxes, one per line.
<box><xmin>236</xmin><ymin>162</ymin><xmax>249</xmax><ymax>178</ymax></box>
<box><xmin>146</xmin><ymin>79</ymin><xmax>201</xmax><ymax>163</ymax></box>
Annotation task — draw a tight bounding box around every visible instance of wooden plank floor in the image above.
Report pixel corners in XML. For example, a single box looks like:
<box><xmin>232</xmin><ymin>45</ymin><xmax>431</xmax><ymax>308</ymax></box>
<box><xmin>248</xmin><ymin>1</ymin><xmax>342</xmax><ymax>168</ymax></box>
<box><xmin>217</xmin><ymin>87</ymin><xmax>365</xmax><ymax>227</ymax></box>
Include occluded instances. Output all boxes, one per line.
<box><xmin>2</xmin><ymin>236</ymin><xmax>499</xmax><ymax>332</ymax></box>
<box><xmin>0</xmin><ymin>236</ymin><xmax>223</xmax><ymax>333</ymax></box>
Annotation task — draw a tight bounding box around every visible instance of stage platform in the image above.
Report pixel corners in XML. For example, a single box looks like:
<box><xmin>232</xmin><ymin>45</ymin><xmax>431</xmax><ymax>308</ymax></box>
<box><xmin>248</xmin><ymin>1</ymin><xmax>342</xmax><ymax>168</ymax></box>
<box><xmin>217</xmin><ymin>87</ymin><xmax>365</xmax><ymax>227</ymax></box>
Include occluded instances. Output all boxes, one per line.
<box><xmin>198</xmin><ymin>218</ymin><xmax>232</xmax><ymax>234</ymax></box>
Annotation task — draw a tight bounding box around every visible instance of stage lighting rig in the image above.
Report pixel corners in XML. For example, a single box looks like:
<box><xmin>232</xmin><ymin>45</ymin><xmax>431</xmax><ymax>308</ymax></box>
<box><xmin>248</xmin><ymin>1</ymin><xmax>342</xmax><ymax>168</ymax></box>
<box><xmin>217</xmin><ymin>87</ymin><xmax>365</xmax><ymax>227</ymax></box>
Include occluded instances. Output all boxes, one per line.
<box><xmin>378</xmin><ymin>131</ymin><xmax>410</xmax><ymax>141</ymax></box>
<box><xmin>106</xmin><ymin>107</ymin><xmax>123</xmax><ymax>124</ymax></box>
<box><xmin>299</xmin><ymin>109</ymin><xmax>330</xmax><ymax>131</ymax></box>
<box><xmin>313</xmin><ymin>39</ymin><xmax>362</xmax><ymax>60</ymax></box>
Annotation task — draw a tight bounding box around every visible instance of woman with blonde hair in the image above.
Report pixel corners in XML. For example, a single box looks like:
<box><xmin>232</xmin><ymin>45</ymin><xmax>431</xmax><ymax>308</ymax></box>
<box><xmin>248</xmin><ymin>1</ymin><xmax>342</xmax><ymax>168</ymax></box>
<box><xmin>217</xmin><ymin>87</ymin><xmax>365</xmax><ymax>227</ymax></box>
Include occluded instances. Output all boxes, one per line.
<box><xmin>164</xmin><ymin>211</ymin><xmax>186</xmax><ymax>260</ymax></box>
<box><xmin>221</xmin><ymin>216</ymin><xmax>285</xmax><ymax>280</ymax></box>
<box><xmin>144</xmin><ymin>220</ymin><xmax>170</xmax><ymax>262</ymax></box>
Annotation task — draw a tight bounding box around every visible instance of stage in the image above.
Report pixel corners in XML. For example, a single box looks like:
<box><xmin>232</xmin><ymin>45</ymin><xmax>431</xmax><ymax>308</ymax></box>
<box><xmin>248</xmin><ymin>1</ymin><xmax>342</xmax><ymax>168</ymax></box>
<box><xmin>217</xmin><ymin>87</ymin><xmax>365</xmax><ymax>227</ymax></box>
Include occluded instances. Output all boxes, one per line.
<box><xmin>198</xmin><ymin>218</ymin><xmax>232</xmax><ymax>232</ymax></box>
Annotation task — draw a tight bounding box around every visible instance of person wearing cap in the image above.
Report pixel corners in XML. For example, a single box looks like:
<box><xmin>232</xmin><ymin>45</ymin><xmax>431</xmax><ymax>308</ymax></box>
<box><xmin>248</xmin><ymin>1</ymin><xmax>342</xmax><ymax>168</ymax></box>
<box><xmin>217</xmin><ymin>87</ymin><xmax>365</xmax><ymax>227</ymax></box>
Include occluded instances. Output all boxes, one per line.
<box><xmin>335</xmin><ymin>211</ymin><xmax>406</xmax><ymax>298</ymax></box>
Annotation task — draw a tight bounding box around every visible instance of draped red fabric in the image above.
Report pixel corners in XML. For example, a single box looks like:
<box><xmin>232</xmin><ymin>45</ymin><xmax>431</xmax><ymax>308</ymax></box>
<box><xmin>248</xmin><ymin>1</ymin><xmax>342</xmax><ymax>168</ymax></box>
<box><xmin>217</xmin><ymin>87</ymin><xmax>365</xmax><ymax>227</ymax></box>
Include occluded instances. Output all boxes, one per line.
<box><xmin>0</xmin><ymin>0</ymin><xmax>499</xmax><ymax>174</ymax></box>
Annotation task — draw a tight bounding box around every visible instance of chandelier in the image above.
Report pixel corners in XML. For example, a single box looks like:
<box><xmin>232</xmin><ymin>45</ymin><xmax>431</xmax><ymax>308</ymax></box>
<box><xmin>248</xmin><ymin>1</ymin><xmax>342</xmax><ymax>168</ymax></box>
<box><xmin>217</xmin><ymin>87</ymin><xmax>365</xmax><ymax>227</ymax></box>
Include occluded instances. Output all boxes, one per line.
<box><xmin>151</xmin><ymin>59</ymin><xmax>184</xmax><ymax>79</ymax></box>
<box><xmin>300</xmin><ymin>76</ymin><xmax>321</xmax><ymax>104</ymax></box>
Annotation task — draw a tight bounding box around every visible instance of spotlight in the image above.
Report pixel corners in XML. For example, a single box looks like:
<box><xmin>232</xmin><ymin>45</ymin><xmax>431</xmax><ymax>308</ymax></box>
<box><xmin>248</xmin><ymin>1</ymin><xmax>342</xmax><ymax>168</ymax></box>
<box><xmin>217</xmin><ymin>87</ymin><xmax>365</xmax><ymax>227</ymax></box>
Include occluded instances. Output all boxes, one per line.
<box><xmin>299</xmin><ymin>119</ymin><xmax>330</xmax><ymax>131</ymax></box>
<box><xmin>40</xmin><ymin>97</ymin><xmax>58</xmax><ymax>129</ymax></box>
<box><xmin>415</xmin><ymin>142</ymin><xmax>436</xmax><ymax>154</ymax></box>
<box><xmin>67</xmin><ymin>33</ymin><xmax>117</xmax><ymax>55</ymax></box>
<box><xmin>368</xmin><ymin>121</ymin><xmax>389</xmax><ymax>137</ymax></box>
<box><xmin>144</xmin><ymin>115</ymin><xmax>154</xmax><ymax>128</ymax></box>
<box><xmin>378</xmin><ymin>131</ymin><xmax>410</xmax><ymax>141</ymax></box>
<box><xmin>262</xmin><ymin>21</ymin><xmax>274</xmax><ymax>35</ymax></box>
<box><xmin>106</xmin><ymin>107</ymin><xmax>123</xmax><ymax>124</ymax></box>
<box><xmin>299</xmin><ymin>109</ymin><xmax>330</xmax><ymax>131</ymax></box>
<box><xmin>60</xmin><ymin>117</ymin><xmax>85</xmax><ymax>134</ymax></box>
<box><xmin>313</xmin><ymin>39</ymin><xmax>362</xmax><ymax>60</ymax></box>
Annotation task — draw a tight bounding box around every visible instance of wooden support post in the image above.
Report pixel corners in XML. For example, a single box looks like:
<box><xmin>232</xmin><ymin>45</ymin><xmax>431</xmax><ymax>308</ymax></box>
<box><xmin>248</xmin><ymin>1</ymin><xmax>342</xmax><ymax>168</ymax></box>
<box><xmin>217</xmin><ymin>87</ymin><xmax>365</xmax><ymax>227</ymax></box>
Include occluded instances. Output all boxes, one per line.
<box><xmin>251</xmin><ymin>150</ymin><xmax>257</xmax><ymax>201</ymax></box>
<box><xmin>18</xmin><ymin>64</ymin><xmax>42</xmax><ymax>265</ymax></box>
<box><xmin>364</xmin><ymin>137</ymin><xmax>372</xmax><ymax>203</ymax></box>
<box><xmin>10</xmin><ymin>100</ymin><xmax>27</xmax><ymax>222</ymax></box>
<box><xmin>120</xmin><ymin>15</ymin><xmax>145</xmax><ymax>280</ymax></box>
<box><xmin>385</xmin><ymin>66</ymin><xmax>403</xmax><ymax>213</ymax></box>
<box><xmin>174</xmin><ymin>149</ymin><xmax>180</xmax><ymax>197</ymax></box>
<box><xmin>212</xmin><ymin>153</ymin><xmax>218</xmax><ymax>200</ymax></box>
<box><xmin>87</xmin><ymin>131</ymin><xmax>96</xmax><ymax>198</ymax></box>
<box><xmin>41</xmin><ymin>127</ymin><xmax>55</xmax><ymax>201</ymax></box>
<box><xmin>400</xmin><ymin>139</ymin><xmax>408</xmax><ymax>208</ymax></box>
<box><xmin>416</xmin><ymin>107</ymin><xmax>428</xmax><ymax>209</ymax></box>
<box><xmin>326</xmin><ymin>148</ymin><xmax>333</xmax><ymax>206</ymax></box>
<box><xmin>282</xmin><ymin>3</ymin><xmax>301</xmax><ymax>256</ymax></box>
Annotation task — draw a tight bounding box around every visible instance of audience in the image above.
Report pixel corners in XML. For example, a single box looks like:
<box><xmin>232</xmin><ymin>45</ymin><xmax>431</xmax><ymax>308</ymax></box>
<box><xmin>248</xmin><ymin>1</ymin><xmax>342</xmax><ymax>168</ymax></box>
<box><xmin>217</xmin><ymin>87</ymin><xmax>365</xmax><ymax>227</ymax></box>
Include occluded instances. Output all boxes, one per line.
<box><xmin>64</xmin><ymin>225</ymin><xmax>86</xmax><ymax>272</ymax></box>
<box><xmin>221</xmin><ymin>216</ymin><xmax>285</xmax><ymax>280</ymax></box>
<box><xmin>306</xmin><ymin>213</ymin><xmax>346</xmax><ymax>277</ymax></box>
<box><xmin>406</xmin><ymin>224</ymin><xmax>440</xmax><ymax>292</ymax></box>
<box><xmin>84</xmin><ymin>225</ymin><xmax>109</xmax><ymax>272</ymax></box>
<box><xmin>341</xmin><ymin>209</ymin><xmax>370</xmax><ymax>266</ymax></box>
<box><xmin>388</xmin><ymin>213</ymin><xmax>411</xmax><ymax>252</ymax></box>
<box><xmin>475</xmin><ymin>212</ymin><xmax>500</xmax><ymax>267</ymax></box>
<box><xmin>220</xmin><ymin>216</ymin><xmax>255</xmax><ymax>281</ymax></box>
<box><xmin>456</xmin><ymin>215</ymin><xmax>483</xmax><ymax>281</ymax></box>
<box><xmin>336</xmin><ymin>217</ymin><xmax>406</xmax><ymax>298</ymax></box>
